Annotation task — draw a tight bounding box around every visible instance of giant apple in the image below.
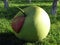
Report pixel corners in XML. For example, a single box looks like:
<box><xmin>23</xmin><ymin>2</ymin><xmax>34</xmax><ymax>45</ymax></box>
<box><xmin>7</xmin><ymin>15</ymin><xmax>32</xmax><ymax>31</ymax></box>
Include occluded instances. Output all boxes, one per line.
<box><xmin>11</xmin><ymin>6</ymin><xmax>50</xmax><ymax>42</ymax></box>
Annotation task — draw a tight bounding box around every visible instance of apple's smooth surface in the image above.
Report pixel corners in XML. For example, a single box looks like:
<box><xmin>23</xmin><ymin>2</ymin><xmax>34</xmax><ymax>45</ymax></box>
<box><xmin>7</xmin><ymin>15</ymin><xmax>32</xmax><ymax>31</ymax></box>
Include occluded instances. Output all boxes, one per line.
<box><xmin>11</xmin><ymin>6</ymin><xmax>50</xmax><ymax>42</ymax></box>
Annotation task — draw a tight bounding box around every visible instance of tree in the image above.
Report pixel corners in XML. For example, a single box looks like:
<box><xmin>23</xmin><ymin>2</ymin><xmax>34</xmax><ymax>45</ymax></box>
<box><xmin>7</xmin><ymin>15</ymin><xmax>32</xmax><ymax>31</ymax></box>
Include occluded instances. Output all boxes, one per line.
<box><xmin>51</xmin><ymin>0</ymin><xmax>58</xmax><ymax>15</ymax></box>
<box><xmin>4</xmin><ymin>0</ymin><xmax>9</xmax><ymax>9</ymax></box>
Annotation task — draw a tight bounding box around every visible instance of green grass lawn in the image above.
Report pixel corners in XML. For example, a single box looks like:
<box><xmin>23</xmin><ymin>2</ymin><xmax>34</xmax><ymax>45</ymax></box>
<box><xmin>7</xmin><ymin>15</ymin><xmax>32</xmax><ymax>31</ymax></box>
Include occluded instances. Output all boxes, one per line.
<box><xmin>0</xmin><ymin>2</ymin><xmax>60</xmax><ymax>45</ymax></box>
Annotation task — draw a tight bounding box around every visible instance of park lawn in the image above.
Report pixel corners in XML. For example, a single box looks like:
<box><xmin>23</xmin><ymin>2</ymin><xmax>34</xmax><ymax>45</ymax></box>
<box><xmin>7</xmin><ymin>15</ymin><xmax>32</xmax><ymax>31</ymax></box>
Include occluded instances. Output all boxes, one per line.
<box><xmin>0</xmin><ymin>2</ymin><xmax>60</xmax><ymax>45</ymax></box>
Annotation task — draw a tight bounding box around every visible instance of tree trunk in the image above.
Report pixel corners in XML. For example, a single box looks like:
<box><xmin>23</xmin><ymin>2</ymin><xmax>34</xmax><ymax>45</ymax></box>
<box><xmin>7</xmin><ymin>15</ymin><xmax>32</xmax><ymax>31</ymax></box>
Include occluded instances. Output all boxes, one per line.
<box><xmin>51</xmin><ymin>0</ymin><xmax>58</xmax><ymax>15</ymax></box>
<box><xmin>4</xmin><ymin>0</ymin><xmax>9</xmax><ymax>9</ymax></box>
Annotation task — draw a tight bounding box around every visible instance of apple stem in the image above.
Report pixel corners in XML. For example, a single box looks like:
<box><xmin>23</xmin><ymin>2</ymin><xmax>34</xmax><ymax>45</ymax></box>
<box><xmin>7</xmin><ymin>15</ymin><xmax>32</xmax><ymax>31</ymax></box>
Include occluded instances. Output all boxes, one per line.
<box><xmin>17</xmin><ymin>7</ymin><xmax>27</xmax><ymax>17</ymax></box>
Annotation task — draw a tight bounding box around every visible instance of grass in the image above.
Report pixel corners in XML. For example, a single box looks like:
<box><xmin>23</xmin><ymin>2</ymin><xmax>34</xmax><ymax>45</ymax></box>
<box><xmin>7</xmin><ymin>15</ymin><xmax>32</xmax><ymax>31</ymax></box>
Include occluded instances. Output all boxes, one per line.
<box><xmin>0</xmin><ymin>1</ymin><xmax>60</xmax><ymax>45</ymax></box>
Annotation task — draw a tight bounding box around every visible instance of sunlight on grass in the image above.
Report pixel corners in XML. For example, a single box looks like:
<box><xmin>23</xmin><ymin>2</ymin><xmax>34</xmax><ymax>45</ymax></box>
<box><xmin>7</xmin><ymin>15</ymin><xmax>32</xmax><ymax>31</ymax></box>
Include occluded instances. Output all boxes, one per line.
<box><xmin>9</xmin><ymin>2</ymin><xmax>52</xmax><ymax>7</ymax></box>
<box><xmin>0</xmin><ymin>18</ymin><xmax>11</xmax><ymax>33</ymax></box>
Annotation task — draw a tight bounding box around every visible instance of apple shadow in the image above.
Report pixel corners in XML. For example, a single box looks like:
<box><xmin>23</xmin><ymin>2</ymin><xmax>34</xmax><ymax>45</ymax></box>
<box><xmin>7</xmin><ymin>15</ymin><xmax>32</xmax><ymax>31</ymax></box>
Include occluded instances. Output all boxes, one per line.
<box><xmin>0</xmin><ymin>32</ymin><xmax>26</xmax><ymax>45</ymax></box>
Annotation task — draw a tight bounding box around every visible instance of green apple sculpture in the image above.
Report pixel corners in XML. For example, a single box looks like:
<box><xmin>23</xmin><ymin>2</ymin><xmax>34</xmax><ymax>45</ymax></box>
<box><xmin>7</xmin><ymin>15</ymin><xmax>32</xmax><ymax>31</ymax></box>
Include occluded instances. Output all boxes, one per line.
<box><xmin>11</xmin><ymin>6</ymin><xmax>50</xmax><ymax>42</ymax></box>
